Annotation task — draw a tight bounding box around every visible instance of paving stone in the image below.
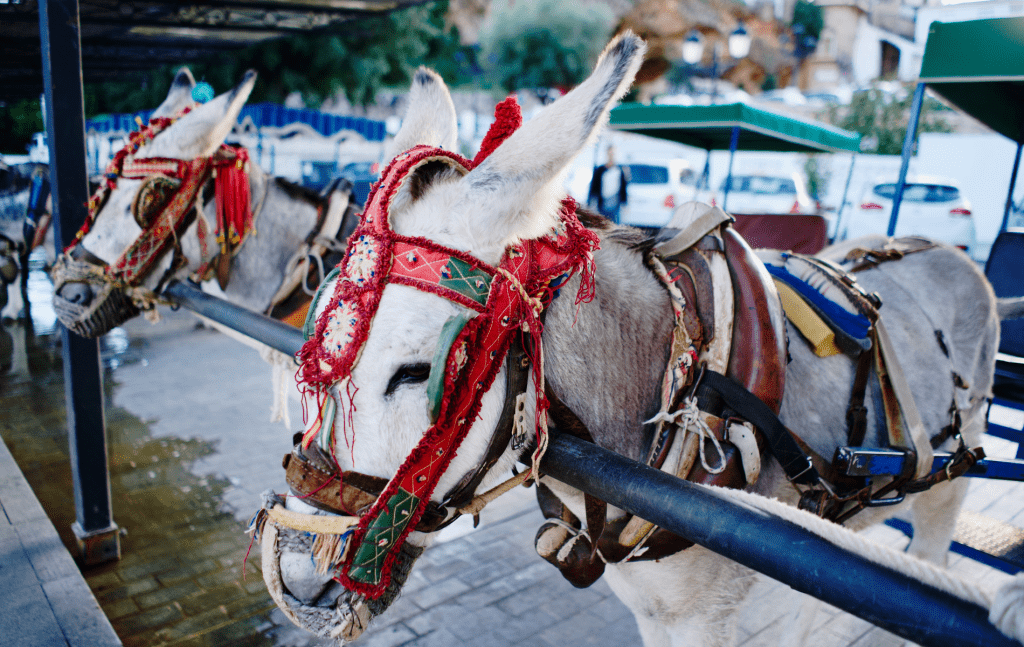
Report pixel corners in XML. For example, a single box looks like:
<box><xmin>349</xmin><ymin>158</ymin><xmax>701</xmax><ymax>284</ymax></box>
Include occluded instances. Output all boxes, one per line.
<box><xmin>0</xmin><ymin>579</ymin><xmax>67</xmax><ymax>647</ymax></box>
<box><xmin>398</xmin><ymin>627</ymin><xmax>463</xmax><ymax>647</ymax></box>
<box><xmin>113</xmin><ymin>603</ymin><xmax>183</xmax><ymax>635</ymax></box>
<box><xmin>136</xmin><ymin>580</ymin><xmax>202</xmax><ymax>609</ymax></box>
<box><xmin>155</xmin><ymin>558</ymin><xmax>220</xmax><ymax>585</ymax></box>
<box><xmin>43</xmin><ymin>575</ymin><xmax>122</xmax><ymax>647</ymax></box>
<box><xmin>103</xmin><ymin>597</ymin><xmax>140</xmax><ymax>621</ymax></box>
<box><xmin>406</xmin><ymin>574</ymin><xmax>472</xmax><ymax>609</ymax></box>
<box><xmin>224</xmin><ymin>593</ymin><xmax>276</xmax><ymax>620</ymax></box>
<box><xmin>97</xmin><ymin>576</ymin><xmax>160</xmax><ymax>602</ymax></box>
<box><xmin>179</xmin><ymin>583</ymin><xmax>246</xmax><ymax>615</ymax></box>
<box><xmin>16</xmin><ymin>518</ymin><xmax>82</xmax><ymax>584</ymax></box>
<box><xmin>0</xmin><ymin>537</ymin><xmax>40</xmax><ymax>595</ymax></box>
<box><xmin>153</xmin><ymin>607</ymin><xmax>230</xmax><ymax>642</ymax></box>
<box><xmin>117</xmin><ymin>556</ymin><xmax>181</xmax><ymax>581</ymax></box>
<box><xmin>356</xmin><ymin>623</ymin><xmax>419</xmax><ymax>647</ymax></box>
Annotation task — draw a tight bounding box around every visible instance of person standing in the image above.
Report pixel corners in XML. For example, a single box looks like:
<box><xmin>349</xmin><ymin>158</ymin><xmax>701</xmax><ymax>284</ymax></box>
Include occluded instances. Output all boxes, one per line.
<box><xmin>588</xmin><ymin>146</ymin><xmax>629</xmax><ymax>223</ymax></box>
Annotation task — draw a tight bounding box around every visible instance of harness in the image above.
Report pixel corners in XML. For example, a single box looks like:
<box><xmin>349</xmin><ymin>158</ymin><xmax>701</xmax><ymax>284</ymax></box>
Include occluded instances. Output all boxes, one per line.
<box><xmin>53</xmin><ymin>108</ymin><xmax>258</xmax><ymax>337</ymax></box>
<box><xmin>257</xmin><ymin>96</ymin><xmax>599</xmax><ymax>602</ymax></box>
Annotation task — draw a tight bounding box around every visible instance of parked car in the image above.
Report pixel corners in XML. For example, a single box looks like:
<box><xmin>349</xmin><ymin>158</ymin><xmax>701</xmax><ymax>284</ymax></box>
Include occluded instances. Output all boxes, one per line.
<box><xmin>619</xmin><ymin>159</ymin><xmax>699</xmax><ymax>228</ymax></box>
<box><xmin>716</xmin><ymin>173</ymin><xmax>815</xmax><ymax>215</ymax></box>
<box><xmin>841</xmin><ymin>177</ymin><xmax>976</xmax><ymax>254</ymax></box>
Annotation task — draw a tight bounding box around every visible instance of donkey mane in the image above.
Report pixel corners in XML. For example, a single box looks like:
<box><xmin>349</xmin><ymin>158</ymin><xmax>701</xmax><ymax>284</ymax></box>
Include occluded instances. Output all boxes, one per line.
<box><xmin>272</xmin><ymin>176</ymin><xmax>326</xmax><ymax>204</ymax></box>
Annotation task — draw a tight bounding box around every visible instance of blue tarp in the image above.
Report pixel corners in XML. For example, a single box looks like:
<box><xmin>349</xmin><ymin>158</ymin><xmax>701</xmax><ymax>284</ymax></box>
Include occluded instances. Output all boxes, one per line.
<box><xmin>85</xmin><ymin>103</ymin><xmax>385</xmax><ymax>141</ymax></box>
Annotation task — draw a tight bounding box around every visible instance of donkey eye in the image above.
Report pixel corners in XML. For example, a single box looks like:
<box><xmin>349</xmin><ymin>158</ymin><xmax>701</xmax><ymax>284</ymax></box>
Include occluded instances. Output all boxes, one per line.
<box><xmin>385</xmin><ymin>363</ymin><xmax>431</xmax><ymax>396</ymax></box>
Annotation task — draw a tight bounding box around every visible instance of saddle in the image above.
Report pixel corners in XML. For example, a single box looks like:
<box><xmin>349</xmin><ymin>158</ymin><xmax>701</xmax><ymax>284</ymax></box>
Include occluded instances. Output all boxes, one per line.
<box><xmin>535</xmin><ymin>204</ymin><xmax>791</xmax><ymax>586</ymax></box>
<box><xmin>535</xmin><ymin>218</ymin><xmax>984</xmax><ymax>588</ymax></box>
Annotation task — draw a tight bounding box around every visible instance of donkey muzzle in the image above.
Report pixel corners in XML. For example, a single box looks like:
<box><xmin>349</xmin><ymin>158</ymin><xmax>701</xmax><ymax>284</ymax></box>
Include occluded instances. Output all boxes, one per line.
<box><xmin>51</xmin><ymin>254</ymin><xmax>140</xmax><ymax>338</ymax></box>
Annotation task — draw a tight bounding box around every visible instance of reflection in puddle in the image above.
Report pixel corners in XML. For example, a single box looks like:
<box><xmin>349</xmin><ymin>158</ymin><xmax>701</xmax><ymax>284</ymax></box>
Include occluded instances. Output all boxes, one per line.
<box><xmin>0</xmin><ymin>260</ymin><xmax>294</xmax><ymax>646</ymax></box>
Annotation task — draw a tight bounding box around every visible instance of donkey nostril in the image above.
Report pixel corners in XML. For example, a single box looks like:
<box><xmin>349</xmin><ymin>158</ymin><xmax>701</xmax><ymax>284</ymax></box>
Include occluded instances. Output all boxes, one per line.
<box><xmin>58</xmin><ymin>282</ymin><xmax>94</xmax><ymax>306</ymax></box>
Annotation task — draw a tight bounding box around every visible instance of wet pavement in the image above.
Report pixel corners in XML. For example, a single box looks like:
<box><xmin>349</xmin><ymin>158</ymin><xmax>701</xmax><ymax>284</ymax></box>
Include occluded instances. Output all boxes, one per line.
<box><xmin>0</xmin><ymin>251</ymin><xmax>1022</xmax><ymax>647</ymax></box>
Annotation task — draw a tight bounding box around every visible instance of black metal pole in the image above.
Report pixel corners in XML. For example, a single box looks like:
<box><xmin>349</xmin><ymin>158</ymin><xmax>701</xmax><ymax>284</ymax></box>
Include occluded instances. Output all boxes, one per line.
<box><xmin>888</xmin><ymin>82</ymin><xmax>926</xmax><ymax>236</ymax></box>
<box><xmin>834</xmin><ymin>154</ymin><xmax>857</xmax><ymax>240</ymax></box>
<box><xmin>722</xmin><ymin>125</ymin><xmax>740</xmax><ymax>212</ymax></box>
<box><xmin>1000</xmin><ymin>141</ymin><xmax>1023</xmax><ymax>234</ymax></box>
<box><xmin>542</xmin><ymin>434</ymin><xmax>1018</xmax><ymax>647</ymax></box>
<box><xmin>39</xmin><ymin>0</ymin><xmax>120</xmax><ymax>565</ymax></box>
<box><xmin>163</xmin><ymin>281</ymin><xmax>305</xmax><ymax>356</ymax></box>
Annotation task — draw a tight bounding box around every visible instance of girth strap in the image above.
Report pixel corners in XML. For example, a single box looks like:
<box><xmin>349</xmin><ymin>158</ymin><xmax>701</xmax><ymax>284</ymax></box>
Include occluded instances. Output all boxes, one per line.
<box><xmin>699</xmin><ymin>369</ymin><xmax>820</xmax><ymax>485</ymax></box>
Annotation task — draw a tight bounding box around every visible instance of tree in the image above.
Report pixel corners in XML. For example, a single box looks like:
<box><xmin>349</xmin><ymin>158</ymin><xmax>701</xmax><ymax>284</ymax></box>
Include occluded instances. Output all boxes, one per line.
<box><xmin>479</xmin><ymin>0</ymin><xmax>615</xmax><ymax>97</ymax></box>
<box><xmin>0</xmin><ymin>99</ymin><xmax>44</xmax><ymax>155</ymax></box>
<box><xmin>84</xmin><ymin>1</ymin><xmax>471</xmax><ymax>114</ymax></box>
<box><xmin>827</xmin><ymin>85</ymin><xmax>952</xmax><ymax>155</ymax></box>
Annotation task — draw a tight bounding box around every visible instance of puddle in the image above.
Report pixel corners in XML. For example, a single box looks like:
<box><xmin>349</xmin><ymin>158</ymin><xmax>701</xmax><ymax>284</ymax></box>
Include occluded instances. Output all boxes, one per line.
<box><xmin>0</xmin><ymin>262</ymin><xmax>306</xmax><ymax>646</ymax></box>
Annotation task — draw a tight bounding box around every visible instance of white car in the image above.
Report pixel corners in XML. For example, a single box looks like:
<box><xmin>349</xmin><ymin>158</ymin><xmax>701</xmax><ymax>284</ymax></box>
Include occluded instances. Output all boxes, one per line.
<box><xmin>716</xmin><ymin>173</ymin><xmax>816</xmax><ymax>215</ymax></box>
<box><xmin>842</xmin><ymin>177</ymin><xmax>976</xmax><ymax>254</ymax></box>
<box><xmin>619</xmin><ymin>159</ymin><xmax>699</xmax><ymax>228</ymax></box>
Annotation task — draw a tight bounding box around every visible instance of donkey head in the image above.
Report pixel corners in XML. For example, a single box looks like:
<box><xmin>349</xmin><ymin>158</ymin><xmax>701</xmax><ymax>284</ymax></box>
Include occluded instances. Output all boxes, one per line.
<box><xmin>51</xmin><ymin>68</ymin><xmax>256</xmax><ymax>337</ymax></box>
<box><xmin>267</xmin><ymin>33</ymin><xmax>645</xmax><ymax>642</ymax></box>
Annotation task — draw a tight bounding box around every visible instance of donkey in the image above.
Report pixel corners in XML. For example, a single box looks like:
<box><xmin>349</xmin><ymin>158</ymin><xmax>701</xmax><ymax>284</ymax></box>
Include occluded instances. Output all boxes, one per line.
<box><xmin>51</xmin><ymin>67</ymin><xmax>356</xmax><ymax>341</ymax></box>
<box><xmin>261</xmin><ymin>32</ymin><xmax>1004</xmax><ymax>647</ymax></box>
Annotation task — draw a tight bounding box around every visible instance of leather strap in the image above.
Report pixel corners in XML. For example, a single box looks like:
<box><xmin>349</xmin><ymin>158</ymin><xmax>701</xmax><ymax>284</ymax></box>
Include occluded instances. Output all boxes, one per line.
<box><xmin>699</xmin><ymin>369</ymin><xmax>820</xmax><ymax>485</ymax></box>
<box><xmin>442</xmin><ymin>339</ymin><xmax>531</xmax><ymax>511</ymax></box>
<box><xmin>846</xmin><ymin>350</ymin><xmax>873</xmax><ymax>447</ymax></box>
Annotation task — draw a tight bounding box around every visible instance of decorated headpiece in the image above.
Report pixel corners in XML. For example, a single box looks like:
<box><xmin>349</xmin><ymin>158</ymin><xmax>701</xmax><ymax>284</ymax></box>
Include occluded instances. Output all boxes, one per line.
<box><xmin>295</xmin><ymin>96</ymin><xmax>600</xmax><ymax>599</ymax></box>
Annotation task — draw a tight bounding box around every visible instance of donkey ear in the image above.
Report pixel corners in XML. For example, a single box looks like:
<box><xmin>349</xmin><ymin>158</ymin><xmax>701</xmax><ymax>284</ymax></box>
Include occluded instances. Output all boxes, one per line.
<box><xmin>462</xmin><ymin>32</ymin><xmax>645</xmax><ymax>244</ymax></box>
<box><xmin>151</xmin><ymin>67</ymin><xmax>196</xmax><ymax>118</ymax></box>
<box><xmin>384</xmin><ymin>67</ymin><xmax>458</xmax><ymax>162</ymax></box>
<box><xmin>141</xmin><ymin>70</ymin><xmax>256</xmax><ymax>161</ymax></box>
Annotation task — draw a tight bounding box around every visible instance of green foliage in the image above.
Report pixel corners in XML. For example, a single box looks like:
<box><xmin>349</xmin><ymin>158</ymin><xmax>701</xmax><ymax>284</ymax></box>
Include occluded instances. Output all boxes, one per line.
<box><xmin>479</xmin><ymin>0</ymin><xmax>614</xmax><ymax>95</ymax></box>
<box><xmin>0</xmin><ymin>99</ymin><xmax>45</xmax><ymax>155</ymax></box>
<box><xmin>85</xmin><ymin>1</ymin><xmax>470</xmax><ymax>113</ymax></box>
<box><xmin>827</xmin><ymin>85</ymin><xmax>952</xmax><ymax>155</ymax></box>
<box><xmin>792</xmin><ymin>0</ymin><xmax>824</xmax><ymax>41</ymax></box>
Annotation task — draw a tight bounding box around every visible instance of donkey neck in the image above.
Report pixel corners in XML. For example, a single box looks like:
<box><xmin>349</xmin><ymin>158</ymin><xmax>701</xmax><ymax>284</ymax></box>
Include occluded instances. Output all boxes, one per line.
<box><xmin>542</xmin><ymin>227</ymin><xmax>674</xmax><ymax>461</ymax></box>
<box><xmin>189</xmin><ymin>165</ymin><xmax>323</xmax><ymax>312</ymax></box>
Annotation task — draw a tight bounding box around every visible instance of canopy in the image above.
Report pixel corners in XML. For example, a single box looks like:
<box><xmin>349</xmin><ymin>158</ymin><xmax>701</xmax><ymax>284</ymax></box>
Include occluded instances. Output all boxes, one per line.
<box><xmin>919</xmin><ymin>17</ymin><xmax>1024</xmax><ymax>143</ymax></box>
<box><xmin>607</xmin><ymin>102</ymin><xmax>862</xmax><ymax>154</ymax></box>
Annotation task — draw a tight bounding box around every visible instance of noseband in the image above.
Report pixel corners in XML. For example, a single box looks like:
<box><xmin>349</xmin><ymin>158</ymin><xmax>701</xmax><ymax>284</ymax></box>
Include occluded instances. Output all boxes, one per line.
<box><xmin>53</xmin><ymin>108</ymin><xmax>254</xmax><ymax>337</ymax></box>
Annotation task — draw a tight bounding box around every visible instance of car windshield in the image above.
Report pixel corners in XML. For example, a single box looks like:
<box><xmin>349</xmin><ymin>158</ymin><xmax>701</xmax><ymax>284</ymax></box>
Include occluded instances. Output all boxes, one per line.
<box><xmin>627</xmin><ymin>164</ymin><xmax>669</xmax><ymax>184</ymax></box>
<box><xmin>872</xmin><ymin>183</ymin><xmax>960</xmax><ymax>203</ymax></box>
<box><xmin>724</xmin><ymin>176</ymin><xmax>796</xmax><ymax>194</ymax></box>
<box><xmin>679</xmin><ymin>168</ymin><xmax>697</xmax><ymax>186</ymax></box>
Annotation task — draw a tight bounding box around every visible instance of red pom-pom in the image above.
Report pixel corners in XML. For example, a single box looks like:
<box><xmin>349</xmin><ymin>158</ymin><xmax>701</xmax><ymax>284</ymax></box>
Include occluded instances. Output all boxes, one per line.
<box><xmin>472</xmin><ymin>95</ymin><xmax>523</xmax><ymax>167</ymax></box>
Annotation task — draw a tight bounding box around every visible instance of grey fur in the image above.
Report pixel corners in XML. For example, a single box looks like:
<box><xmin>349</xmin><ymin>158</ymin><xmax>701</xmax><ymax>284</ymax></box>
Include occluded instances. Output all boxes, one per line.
<box><xmin>998</xmin><ymin>296</ymin><xmax>1024</xmax><ymax>320</ymax></box>
<box><xmin>583</xmin><ymin>37</ymin><xmax>642</xmax><ymax>135</ymax></box>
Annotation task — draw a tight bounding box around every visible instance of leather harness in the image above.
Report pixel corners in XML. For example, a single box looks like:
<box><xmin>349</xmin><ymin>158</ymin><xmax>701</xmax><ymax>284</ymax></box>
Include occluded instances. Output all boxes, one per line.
<box><xmin>280</xmin><ymin>223</ymin><xmax>983</xmax><ymax>591</ymax></box>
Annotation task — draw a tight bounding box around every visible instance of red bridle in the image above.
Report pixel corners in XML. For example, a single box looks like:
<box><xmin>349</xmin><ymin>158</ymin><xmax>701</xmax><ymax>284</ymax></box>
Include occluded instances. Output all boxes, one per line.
<box><xmin>296</xmin><ymin>104</ymin><xmax>600</xmax><ymax>600</ymax></box>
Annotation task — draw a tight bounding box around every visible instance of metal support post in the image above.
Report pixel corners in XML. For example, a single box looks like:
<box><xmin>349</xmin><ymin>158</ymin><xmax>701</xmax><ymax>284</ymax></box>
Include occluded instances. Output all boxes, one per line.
<box><xmin>888</xmin><ymin>82</ymin><xmax>926</xmax><ymax>236</ymax></box>
<box><xmin>722</xmin><ymin>125</ymin><xmax>740</xmax><ymax>212</ymax></box>
<box><xmin>699</xmin><ymin>148</ymin><xmax>712</xmax><ymax>202</ymax></box>
<box><xmin>1001</xmin><ymin>140</ymin><xmax>1023</xmax><ymax>234</ymax></box>
<box><xmin>39</xmin><ymin>0</ymin><xmax>120</xmax><ymax>565</ymax></box>
<box><xmin>833</xmin><ymin>154</ymin><xmax>857</xmax><ymax>240</ymax></box>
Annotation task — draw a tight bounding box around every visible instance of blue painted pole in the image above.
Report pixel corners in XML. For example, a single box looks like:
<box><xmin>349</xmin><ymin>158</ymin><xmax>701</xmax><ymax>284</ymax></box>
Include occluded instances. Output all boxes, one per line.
<box><xmin>1000</xmin><ymin>141</ymin><xmax>1022</xmax><ymax>234</ymax></box>
<box><xmin>38</xmin><ymin>0</ymin><xmax>120</xmax><ymax>565</ymax></box>
<box><xmin>722</xmin><ymin>125</ymin><xmax>740</xmax><ymax>212</ymax></box>
<box><xmin>888</xmin><ymin>83</ymin><xmax>926</xmax><ymax>236</ymax></box>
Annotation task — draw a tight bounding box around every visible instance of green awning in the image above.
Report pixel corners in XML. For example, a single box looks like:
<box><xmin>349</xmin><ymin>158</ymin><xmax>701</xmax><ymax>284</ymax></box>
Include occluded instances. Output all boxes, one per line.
<box><xmin>920</xmin><ymin>17</ymin><xmax>1024</xmax><ymax>143</ymax></box>
<box><xmin>607</xmin><ymin>102</ymin><xmax>862</xmax><ymax>153</ymax></box>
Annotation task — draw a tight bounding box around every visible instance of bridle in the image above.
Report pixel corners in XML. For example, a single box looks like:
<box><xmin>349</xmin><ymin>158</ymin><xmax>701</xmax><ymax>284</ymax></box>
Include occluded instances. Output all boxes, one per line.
<box><xmin>52</xmin><ymin>108</ymin><xmax>257</xmax><ymax>337</ymax></box>
<box><xmin>284</xmin><ymin>101</ymin><xmax>600</xmax><ymax>601</ymax></box>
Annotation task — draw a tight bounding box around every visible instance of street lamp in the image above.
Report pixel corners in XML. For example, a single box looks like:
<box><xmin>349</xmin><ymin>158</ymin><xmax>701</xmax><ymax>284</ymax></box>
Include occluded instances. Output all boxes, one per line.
<box><xmin>680</xmin><ymin>23</ymin><xmax>752</xmax><ymax>103</ymax></box>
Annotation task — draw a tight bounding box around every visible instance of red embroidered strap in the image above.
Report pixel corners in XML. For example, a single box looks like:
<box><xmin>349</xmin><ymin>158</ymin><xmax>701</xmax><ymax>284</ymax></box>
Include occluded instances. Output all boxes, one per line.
<box><xmin>64</xmin><ymin>107</ymin><xmax>255</xmax><ymax>288</ymax></box>
<box><xmin>297</xmin><ymin>136</ymin><xmax>599</xmax><ymax>599</ymax></box>
<box><xmin>108</xmin><ymin>156</ymin><xmax>211</xmax><ymax>284</ymax></box>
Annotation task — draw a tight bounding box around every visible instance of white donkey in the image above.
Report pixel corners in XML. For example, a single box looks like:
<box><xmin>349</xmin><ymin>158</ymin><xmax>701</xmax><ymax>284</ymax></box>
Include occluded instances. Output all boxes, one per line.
<box><xmin>51</xmin><ymin>67</ymin><xmax>356</xmax><ymax>340</ymax></box>
<box><xmin>263</xmin><ymin>32</ymin><xmax>1005</xmax><ymax>646</ymax></box>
